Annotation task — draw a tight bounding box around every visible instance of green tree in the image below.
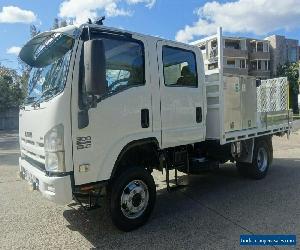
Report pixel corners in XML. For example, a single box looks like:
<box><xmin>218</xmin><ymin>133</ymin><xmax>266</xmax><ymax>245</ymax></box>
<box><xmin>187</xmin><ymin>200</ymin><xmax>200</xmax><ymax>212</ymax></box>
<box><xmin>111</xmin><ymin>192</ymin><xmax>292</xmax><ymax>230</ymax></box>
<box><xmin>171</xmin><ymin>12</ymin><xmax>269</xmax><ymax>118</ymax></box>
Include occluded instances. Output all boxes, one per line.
<box><xmin>30</xmin><ymin>24</ymin><xmax>40</xmax><ymax>38</ymax></box>
<box><xmin>277</xmin><ymin>62</ymin><xmax>299</xmax><ymax>114</ymax></box>
<box><xmin>60</xmin><ymin>19</ymin><xmax>68</xmax><ymax>27</ymax></box>
<box><xmin>0</xmin><ymin>65</ymin><xmax>25</xmax><ymax>112</ymax></box>
<box><xmin>51</xmin><ymin>18</ymin><xmax>68</xmax><ymax>30</ymax></box>
<box><xmin>52</xmin><ymin>18</ymin><xmax>59</xmax><ymax>30</ymax></box>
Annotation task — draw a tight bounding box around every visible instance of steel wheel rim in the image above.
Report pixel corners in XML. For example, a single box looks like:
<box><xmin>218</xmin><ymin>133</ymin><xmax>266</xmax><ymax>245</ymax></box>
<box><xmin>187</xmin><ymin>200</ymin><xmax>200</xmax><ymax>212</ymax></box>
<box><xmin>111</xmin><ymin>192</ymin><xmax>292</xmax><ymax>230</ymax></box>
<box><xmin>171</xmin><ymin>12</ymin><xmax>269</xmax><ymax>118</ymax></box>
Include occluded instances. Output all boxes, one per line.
<box><xmin>257</xmin><ymin>147</ymin><xmax>268</xmax><ymax>172</ymax></box>
<box><xmin>120</xmin><ymin>180</ymin><xmax>149</xmax><ymax>219</ymax></box>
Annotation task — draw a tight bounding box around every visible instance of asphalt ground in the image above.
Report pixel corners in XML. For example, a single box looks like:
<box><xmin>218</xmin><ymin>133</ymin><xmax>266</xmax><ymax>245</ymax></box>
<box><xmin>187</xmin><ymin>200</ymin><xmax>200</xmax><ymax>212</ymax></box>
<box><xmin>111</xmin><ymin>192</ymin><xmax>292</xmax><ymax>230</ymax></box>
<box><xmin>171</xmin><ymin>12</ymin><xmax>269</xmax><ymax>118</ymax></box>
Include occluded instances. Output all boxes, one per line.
<box><xmin>0</xmin><ymin>127</ymin><xmax>300</xmax><ymax>249</ymax></box>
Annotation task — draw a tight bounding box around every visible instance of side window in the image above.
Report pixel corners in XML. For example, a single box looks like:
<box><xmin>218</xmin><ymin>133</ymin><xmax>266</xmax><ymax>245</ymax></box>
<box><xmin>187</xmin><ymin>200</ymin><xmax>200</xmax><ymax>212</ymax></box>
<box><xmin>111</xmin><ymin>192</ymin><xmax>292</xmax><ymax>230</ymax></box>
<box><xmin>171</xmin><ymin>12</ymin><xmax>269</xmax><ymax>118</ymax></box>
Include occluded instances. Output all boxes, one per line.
<box><xmin>102</xmin><ymin>37</ymin><xmax>145</xmax><ymax>95</ymax></box>
<box><xmin>162</xmin><ymin>46</ymin><xmax>198</xmax><ymax>87</ymax></box>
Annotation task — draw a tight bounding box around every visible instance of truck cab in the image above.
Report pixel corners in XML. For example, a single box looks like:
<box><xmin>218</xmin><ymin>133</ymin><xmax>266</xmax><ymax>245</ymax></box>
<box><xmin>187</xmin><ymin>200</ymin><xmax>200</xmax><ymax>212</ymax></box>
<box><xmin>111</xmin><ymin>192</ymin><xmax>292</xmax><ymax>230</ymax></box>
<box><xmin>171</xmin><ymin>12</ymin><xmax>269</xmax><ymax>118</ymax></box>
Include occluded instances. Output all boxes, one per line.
<box><xmin>19</xmin><ymin>23</ymin><xmax>206</xmax><ymax>230</ymax></box>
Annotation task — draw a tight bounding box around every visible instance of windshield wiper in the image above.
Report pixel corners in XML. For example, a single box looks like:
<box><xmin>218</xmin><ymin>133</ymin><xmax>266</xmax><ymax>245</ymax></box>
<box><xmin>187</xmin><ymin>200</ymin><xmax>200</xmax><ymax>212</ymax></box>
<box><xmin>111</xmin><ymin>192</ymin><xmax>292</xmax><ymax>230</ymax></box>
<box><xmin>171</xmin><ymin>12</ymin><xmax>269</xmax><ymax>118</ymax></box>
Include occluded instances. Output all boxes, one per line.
<box><xmin>31</xmin><ymin>86</ymin><xmax>60</xmax><ymax>107</ymax></box>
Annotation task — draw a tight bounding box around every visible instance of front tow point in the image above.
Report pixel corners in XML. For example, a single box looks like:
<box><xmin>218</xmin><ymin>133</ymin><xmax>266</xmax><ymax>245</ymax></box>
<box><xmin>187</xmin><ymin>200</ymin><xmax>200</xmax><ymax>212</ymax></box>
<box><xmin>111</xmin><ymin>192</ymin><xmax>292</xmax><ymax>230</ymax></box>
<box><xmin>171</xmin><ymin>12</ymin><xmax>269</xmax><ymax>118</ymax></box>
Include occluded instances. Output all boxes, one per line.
<box><xmin>28</xmin><ymin>181</ymin><xmax>38</xmax><ymax>191</ymax></box>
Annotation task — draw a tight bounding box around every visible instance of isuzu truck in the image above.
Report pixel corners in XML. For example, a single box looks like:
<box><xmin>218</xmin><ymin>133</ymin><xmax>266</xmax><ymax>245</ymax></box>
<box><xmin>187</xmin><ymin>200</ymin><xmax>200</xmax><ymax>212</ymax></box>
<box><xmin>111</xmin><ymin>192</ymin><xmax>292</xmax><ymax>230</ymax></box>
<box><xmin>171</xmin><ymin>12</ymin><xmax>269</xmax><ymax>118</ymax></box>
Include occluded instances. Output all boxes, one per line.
<box><xmin>19</xmin><ymin>22</ymin><xmax>291</xmax><ymax>231</ymax></box>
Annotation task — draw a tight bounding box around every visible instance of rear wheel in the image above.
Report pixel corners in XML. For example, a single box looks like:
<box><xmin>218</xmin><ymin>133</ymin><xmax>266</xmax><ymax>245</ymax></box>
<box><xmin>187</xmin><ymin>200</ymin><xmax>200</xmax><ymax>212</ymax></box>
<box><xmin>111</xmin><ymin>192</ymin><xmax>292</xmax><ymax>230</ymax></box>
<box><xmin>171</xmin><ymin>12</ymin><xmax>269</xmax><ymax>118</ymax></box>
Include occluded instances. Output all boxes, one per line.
<box><xmin>236</xmin><ymin>139</ymin><xmax>271</xmax><ymax>179</ymax></box>
<box><xmin>108</xmin><ymin>167</ymin><xmax>156</xmax><ymax>231</ymax></box>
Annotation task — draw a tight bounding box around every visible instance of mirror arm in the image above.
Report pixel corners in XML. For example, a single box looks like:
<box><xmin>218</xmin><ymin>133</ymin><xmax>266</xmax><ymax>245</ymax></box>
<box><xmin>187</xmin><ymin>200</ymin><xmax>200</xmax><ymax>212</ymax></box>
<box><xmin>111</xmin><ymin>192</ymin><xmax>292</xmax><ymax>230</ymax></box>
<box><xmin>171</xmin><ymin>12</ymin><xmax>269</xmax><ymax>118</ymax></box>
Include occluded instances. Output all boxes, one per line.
<box><xmin>86</xmin><ymin>94</ymin><xmax>98</xmax><ymax>108</ymax></box>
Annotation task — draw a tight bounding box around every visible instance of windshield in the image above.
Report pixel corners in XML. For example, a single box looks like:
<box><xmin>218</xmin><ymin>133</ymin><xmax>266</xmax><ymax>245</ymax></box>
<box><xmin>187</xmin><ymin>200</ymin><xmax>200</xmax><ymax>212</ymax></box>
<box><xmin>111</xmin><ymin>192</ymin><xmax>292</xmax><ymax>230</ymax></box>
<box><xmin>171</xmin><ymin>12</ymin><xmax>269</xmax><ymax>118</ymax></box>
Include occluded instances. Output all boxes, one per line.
<box><xmin>25</xmin><ymin>34</ymin><xmax>74</xmax><ymax>104</ymax></box>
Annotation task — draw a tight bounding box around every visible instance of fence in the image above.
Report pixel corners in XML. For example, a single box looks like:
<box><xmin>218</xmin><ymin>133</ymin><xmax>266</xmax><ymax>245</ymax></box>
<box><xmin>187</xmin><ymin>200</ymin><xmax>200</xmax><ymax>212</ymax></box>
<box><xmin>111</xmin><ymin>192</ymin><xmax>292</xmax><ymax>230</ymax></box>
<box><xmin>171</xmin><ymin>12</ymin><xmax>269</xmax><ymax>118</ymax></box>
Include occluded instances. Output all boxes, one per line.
<box><xmin>0</xmin><ymin>108</ymin><xmax>19</xmax><ymax>130</ymax></box>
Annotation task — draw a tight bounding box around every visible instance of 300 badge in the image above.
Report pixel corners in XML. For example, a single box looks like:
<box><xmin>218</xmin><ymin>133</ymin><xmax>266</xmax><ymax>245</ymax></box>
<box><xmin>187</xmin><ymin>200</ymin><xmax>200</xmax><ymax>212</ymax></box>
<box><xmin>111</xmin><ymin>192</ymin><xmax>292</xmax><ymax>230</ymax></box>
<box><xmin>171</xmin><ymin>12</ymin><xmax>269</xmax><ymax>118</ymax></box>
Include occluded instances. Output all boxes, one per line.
<box><xmin>76</xmin><ymin>136</ymin><xmax>91</xmax><ymax>150</ymax></box>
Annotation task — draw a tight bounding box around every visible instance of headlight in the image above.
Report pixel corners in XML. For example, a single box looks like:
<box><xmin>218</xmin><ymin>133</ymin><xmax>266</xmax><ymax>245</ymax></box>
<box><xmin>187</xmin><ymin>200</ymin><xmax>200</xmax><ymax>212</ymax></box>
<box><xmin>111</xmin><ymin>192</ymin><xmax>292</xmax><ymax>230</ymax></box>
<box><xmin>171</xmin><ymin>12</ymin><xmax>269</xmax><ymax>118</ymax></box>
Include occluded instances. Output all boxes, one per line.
<box><xmin>44</xmin><ymin>124</ymin><xmax>64</xmax><ymax>152</ymax></box>
<box><xmin>44</xmin><ymin>124</ymin><xmax>65</xmax><ymax>172</ymax></box>
<box><xmin>45</xmin><ymin>152</ymin><xmax>65</xmax><ymax>172</ymax></box>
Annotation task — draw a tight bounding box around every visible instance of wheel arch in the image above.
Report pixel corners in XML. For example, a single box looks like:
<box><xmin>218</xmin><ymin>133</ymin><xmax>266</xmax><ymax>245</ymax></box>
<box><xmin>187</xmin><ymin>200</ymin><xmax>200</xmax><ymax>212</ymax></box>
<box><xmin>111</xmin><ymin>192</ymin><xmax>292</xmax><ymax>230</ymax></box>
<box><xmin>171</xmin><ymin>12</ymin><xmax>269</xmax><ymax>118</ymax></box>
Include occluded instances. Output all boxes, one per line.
<box><xmin>110</xmin><ymin>137</ymin><xmax>160</xmax><ymax>179</ymax></box>
<box><xmin>236</xmin><ymin>135</ymin><xmax>273</xmax><ymax>179</ymax></box>
<box><xmin>237</xmin><ymin>135</ymin><xmax>273</xmax><ymax>164</ymax></box>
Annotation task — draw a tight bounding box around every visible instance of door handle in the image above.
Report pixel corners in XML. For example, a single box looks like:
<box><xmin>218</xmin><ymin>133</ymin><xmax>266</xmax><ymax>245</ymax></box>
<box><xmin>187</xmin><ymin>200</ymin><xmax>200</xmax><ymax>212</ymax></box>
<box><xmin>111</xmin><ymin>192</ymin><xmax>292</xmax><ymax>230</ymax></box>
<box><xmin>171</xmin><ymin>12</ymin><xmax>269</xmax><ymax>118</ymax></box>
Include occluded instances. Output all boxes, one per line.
<box><xmin>196</xmin><ymin>107</ymin><xmax>202</xmax><ymax>123</ymax></box>
<box><xmin>141</xmin><ymin>109</ymin><xmax>149</xmax><ymax>128</ymax></box>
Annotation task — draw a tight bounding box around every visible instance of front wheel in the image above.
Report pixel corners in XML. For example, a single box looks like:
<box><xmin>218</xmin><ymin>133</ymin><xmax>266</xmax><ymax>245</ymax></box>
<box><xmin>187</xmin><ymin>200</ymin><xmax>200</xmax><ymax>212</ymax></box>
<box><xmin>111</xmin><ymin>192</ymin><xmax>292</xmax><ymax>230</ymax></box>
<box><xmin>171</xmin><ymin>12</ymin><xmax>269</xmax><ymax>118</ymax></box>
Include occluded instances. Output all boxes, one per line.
<box><xmin>237</xmin><ymin>139</ymin><xmax>271</xmax><ymax>180</ymax></box>
<box><xmin>108</xmin><ymin>167</ymin><xmax>156</xmax><ymax>231</ymax></box>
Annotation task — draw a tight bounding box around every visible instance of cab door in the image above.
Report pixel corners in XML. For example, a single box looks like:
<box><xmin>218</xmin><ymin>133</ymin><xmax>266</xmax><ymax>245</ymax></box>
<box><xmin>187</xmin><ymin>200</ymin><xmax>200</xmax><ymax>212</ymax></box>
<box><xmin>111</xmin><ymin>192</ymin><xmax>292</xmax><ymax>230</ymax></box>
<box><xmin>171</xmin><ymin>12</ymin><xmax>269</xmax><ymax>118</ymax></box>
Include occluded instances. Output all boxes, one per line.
<box><xmin>72</xmin><ymin>33</ymin><xmax>153</xmax><ymax>185</ymax></box>
<box><xmin>157</xmin><ymin>41</ymin><xmax>206</xmax><ymax>148</ymax></box>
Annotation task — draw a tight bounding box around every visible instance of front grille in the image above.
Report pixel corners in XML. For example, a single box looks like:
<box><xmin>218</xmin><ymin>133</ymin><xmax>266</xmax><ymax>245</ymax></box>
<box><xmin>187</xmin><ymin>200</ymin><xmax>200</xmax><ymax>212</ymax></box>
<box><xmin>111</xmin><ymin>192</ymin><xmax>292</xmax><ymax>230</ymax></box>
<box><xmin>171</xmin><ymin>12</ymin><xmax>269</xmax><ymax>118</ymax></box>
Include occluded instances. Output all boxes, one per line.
<box><xmin>21</xmin><ymin>136</ymin><xmax>45</xmax><ymax>162</ymax></box>
<box><xmin>23</xmin><ymin>155</ymin><xmax>46</xmax><ymax>172</ymax></box>
<box><xmin>21</xmin><ymin>137</ymin><xmax>44</xmax><ymax>148</ymax></box>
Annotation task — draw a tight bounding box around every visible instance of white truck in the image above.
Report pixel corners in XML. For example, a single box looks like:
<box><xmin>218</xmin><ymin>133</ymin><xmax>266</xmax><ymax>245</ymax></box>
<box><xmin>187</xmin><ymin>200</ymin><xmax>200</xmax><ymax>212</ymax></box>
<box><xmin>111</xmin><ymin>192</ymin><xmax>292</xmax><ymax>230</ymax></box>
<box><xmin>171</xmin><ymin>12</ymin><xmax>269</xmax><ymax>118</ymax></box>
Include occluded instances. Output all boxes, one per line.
<box><xmin>19</xmin><ymin>22</ymin><xmax>291</xmax><ymax>231</ymax></box>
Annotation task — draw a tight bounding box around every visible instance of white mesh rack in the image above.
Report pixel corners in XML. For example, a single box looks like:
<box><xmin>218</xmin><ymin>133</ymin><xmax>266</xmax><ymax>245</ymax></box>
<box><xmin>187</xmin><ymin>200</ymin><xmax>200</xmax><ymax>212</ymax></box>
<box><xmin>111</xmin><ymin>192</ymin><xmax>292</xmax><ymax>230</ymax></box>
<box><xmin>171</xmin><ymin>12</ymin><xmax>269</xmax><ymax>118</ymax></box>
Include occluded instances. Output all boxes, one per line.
<box><xmin>257</xmin><ymin>77</ymin><xmax>289</xmax><ymax>113</ymax></box>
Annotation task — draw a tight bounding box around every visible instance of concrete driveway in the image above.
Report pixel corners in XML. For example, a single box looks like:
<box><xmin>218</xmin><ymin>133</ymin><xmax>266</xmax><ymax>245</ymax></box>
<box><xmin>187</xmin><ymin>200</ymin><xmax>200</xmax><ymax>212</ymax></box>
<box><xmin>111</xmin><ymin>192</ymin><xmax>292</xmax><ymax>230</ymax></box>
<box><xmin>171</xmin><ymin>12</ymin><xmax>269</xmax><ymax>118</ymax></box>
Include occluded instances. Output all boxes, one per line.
<box><xmin>0</xmin><ymin>129</ymin><xmax>299</xmax><ymax>249</ymax></box>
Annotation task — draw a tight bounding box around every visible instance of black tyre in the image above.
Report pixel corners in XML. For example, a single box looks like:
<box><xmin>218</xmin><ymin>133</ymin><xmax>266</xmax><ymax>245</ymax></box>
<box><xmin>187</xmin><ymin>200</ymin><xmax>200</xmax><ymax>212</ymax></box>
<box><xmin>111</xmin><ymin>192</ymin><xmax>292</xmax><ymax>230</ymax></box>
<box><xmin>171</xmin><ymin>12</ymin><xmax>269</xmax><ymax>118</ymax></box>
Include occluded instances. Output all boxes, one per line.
<box><xmin>236</xmin><ymin>139</ymin><xmax>271</xmax><ymax>180</ymax></box>
<box><xmin>108</xmin><ymin>167</ymin><xmax>156</xmax><ymax>231</ymax></box>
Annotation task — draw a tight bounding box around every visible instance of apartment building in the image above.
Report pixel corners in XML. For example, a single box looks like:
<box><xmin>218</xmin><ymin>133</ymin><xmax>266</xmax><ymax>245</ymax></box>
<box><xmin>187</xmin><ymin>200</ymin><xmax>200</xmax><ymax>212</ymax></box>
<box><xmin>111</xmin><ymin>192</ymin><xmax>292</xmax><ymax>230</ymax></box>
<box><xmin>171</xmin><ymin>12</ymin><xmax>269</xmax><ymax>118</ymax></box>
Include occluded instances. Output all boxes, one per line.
<box><xmin>265</xmin><ymin>35</ymin><xmax>300</xmax><ymax>76</ymax></box>
<box><xmin>197</xmin><ymin>33</ymin><xmax>299</xmax><ymax>80</ymax></box>
<box><xmin>197</xmin><ymin>35</ymin><xmax>271</xmax><ymax>79</ymax></box>
<box><xmin>222</xmin><ymin>37</ymin><xmax>271</xmax><ymax>79</ymax></box>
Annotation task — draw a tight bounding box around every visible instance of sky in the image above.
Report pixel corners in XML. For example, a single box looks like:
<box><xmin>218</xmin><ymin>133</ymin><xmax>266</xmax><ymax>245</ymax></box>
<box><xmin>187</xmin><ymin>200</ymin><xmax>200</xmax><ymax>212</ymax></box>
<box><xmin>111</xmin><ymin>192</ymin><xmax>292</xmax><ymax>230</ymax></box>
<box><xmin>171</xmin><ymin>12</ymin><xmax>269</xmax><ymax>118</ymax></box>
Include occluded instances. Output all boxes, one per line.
<box><xmin>1</xmin><ymin>0</ymin><xmax>300</xmax><ymax>71</ymax></box>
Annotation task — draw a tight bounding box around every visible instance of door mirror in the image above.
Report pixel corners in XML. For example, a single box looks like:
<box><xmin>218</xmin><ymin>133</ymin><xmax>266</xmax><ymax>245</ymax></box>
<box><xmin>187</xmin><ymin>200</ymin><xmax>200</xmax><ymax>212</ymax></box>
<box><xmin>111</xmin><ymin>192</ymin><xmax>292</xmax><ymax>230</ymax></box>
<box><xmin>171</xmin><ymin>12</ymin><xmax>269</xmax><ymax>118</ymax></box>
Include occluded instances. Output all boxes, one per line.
<box><xmin>84</xmin><ymin>39</ymin><xmax>107</xmax><ymax>96</ymax></box>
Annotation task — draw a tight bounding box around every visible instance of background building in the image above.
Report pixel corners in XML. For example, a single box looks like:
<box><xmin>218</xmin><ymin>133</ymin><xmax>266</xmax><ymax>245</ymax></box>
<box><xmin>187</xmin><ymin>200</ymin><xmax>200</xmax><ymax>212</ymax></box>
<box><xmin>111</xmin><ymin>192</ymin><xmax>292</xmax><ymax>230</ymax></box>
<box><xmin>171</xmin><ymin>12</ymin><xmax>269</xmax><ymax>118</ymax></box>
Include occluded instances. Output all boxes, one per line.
<box><xmin>198</xmin><ymin>34</ymin><xmax>299</xmax><ymax>80</ymax></box>
<box><xmin>222</xmin><ymin>37</ymin><xmax>271</xmax><ymax>79</ymax></box>
<box><xmin>264</xmin><ymin>35</ymin><xmax>300</xmax><ymax>76</ymax></box>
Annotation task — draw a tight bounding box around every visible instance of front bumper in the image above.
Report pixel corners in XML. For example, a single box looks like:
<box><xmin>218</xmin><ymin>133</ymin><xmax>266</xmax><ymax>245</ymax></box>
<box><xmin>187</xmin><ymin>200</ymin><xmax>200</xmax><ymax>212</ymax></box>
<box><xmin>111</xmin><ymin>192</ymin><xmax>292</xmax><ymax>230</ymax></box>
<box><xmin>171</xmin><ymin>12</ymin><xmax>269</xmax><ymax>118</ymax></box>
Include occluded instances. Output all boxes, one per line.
<box><xmin>19</xmin><ymin>157</ymin><xmax>73</xmax><ymax>205</ymax></box>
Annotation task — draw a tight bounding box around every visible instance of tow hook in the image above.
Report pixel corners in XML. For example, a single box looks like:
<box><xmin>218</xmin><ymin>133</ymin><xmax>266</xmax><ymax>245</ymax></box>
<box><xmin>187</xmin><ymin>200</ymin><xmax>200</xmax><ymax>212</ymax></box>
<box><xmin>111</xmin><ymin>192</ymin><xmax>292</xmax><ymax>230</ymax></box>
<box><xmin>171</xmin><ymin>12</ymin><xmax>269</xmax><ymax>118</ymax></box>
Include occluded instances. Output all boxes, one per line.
<box><xmin>29</xmin><ymin>182</ymin><xmax>38</xmax><ymax>191</ymax></box>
